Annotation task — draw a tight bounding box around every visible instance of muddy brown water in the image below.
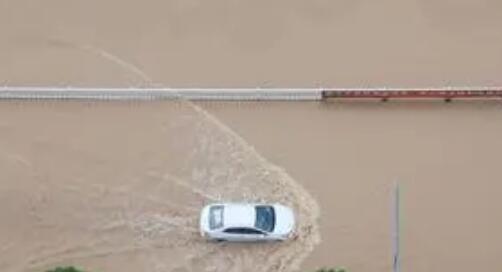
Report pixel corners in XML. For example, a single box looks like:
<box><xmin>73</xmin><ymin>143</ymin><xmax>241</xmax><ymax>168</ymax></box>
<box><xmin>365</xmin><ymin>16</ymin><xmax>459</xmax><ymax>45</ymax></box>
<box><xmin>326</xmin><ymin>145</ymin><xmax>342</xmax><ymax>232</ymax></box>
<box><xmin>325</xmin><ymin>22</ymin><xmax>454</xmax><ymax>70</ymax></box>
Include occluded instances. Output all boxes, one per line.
<box><xmin>1</xmin><ymin>0</ymin><xmax>502</xmax><ymax>87</ymax></box>
<box><xmin>0</xmin><ymin>101</ymin><xmax>321</xmax><ymax>272</ymax></box>
<box><xmin>204</xmin><ymin>100</ymin><xmax>502</xmax><ymax>271</ymax></box>
<box><xmin>1</xmin><ymin>0</ymin><xmax>502</xmax><ymax>271</ymax></box>
<box><xmin>1</xmin><ymin>101</ymin><xmax>502</xmax><ymax>272</ymax></box>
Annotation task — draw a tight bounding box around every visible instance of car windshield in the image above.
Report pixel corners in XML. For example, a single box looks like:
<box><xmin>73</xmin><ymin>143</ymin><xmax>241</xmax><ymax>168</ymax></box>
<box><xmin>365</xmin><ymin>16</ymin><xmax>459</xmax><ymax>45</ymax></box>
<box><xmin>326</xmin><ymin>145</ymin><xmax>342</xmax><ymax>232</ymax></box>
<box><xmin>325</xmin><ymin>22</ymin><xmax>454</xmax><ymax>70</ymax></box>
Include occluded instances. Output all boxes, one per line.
<box><xmin>209</xmin><ymin>205</ymin><xmax>224</xmax><ymax>230</ymax></box>
<box><xmin>255</xmin><ymin>205</ymin><xmax>275</xmax><ymax>232</ymax></box>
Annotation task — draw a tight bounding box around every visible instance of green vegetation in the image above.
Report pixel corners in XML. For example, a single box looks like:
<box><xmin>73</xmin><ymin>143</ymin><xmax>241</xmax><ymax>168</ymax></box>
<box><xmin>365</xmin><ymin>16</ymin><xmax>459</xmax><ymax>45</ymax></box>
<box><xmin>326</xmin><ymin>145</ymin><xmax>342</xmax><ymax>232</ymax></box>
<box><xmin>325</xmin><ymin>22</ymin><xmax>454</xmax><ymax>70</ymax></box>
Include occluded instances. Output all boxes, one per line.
<box><xmin>46</xmin><ymin>267</ymin><xmax>84</xmax><ymax>272</ymax></box>
<box><xmin>315</xmin><ymin>268</ymin><xmax>347</xmax><ymax>272</ymax></box>
<box><xmin>45</xmin><ymin>265</ymin><xmax>347</xmax><ymax>272</ymax></box>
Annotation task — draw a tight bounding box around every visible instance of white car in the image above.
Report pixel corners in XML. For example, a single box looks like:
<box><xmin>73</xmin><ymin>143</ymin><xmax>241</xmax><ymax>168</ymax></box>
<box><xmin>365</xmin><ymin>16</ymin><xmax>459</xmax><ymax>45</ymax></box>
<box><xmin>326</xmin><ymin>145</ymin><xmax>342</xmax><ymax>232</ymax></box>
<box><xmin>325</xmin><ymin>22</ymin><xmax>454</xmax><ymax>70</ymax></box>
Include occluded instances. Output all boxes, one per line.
<box><xmin>200</xmin><ymin>203</ymin><xmax>295</xmax><ymax>242</ymax></box>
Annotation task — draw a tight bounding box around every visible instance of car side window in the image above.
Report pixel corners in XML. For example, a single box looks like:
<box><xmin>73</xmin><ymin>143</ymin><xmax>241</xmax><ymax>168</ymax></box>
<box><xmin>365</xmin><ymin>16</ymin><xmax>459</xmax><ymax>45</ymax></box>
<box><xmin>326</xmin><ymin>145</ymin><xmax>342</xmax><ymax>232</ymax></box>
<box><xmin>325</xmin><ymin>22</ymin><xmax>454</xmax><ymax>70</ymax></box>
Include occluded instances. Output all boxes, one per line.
<box><xmin>223</xmin><ymin>227</ymin><xmax>264</xmax><ymax>235</ymax></box>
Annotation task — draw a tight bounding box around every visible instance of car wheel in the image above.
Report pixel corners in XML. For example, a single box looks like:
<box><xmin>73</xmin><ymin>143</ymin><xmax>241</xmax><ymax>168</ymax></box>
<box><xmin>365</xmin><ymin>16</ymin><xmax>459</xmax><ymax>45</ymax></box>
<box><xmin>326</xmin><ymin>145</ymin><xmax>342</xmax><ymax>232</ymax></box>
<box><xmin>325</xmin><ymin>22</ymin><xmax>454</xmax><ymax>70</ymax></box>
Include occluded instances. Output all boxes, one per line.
<box><xmin>215</xmin><ymin>239</ymin><xmax>226</xmax><ymax>242</ymax></box>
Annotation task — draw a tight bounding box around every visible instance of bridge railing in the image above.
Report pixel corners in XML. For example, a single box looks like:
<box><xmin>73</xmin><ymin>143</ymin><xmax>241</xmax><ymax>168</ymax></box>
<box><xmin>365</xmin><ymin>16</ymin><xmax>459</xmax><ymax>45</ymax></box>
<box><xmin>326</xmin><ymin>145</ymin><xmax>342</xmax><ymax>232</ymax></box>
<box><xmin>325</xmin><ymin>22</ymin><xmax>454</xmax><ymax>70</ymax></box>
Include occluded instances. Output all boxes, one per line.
<box><xmin>1</xmin><ymin>86</ymin><xmax>501</xmax><ymax>101</ymax></box>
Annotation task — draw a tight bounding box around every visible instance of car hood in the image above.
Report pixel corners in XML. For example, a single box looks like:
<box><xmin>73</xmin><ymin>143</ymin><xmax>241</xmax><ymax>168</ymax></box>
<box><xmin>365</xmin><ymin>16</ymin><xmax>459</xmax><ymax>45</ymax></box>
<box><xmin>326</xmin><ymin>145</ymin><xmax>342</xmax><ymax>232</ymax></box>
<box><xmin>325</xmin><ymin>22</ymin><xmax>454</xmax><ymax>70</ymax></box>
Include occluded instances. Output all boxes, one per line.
<box><xmin>272</xmin><ymin>204</ymin><xmax>295</xmax><ymax>235</ymax></box>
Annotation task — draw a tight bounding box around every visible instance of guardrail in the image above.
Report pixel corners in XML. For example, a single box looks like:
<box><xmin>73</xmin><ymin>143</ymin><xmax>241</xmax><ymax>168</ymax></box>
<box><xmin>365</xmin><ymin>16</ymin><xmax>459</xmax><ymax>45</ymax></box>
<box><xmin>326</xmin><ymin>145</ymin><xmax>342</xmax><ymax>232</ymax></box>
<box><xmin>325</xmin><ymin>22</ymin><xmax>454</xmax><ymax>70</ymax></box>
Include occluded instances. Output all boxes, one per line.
<box><xmin>0</xmin><ymin>87</ymin><xmax>323</xmax><ymax>101</ymax></box>
<box><xmin>1</xmin><ymin>87</ymin><xmax>501</xmax><ymax>101</ymax></box>
<box><xmin>322</xmin><ymin>87</ymin><xmax>502</xmax><ymax>101</ymax></box>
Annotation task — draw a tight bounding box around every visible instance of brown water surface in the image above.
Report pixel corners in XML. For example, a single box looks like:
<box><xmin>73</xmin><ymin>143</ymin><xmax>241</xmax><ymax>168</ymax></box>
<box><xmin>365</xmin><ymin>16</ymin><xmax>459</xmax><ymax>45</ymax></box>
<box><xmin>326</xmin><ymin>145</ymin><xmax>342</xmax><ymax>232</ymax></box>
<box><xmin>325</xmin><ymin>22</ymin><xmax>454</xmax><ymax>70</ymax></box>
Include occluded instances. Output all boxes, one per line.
<box><xmin>1</xmin><ymin>0</ymin><xmax>502</xmax><ymax>271</ymax></box>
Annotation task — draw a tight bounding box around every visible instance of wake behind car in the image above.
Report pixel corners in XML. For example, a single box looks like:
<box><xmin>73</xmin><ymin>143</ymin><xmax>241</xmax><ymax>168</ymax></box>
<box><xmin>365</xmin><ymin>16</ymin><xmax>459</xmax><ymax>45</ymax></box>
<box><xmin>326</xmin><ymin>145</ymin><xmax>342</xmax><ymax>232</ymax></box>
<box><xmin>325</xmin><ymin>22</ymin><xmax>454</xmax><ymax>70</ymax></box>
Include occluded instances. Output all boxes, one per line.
<box><xmin>200</xmin><ymin>203</ymin><xmax>295</xmax><ymax>242</ymax></box>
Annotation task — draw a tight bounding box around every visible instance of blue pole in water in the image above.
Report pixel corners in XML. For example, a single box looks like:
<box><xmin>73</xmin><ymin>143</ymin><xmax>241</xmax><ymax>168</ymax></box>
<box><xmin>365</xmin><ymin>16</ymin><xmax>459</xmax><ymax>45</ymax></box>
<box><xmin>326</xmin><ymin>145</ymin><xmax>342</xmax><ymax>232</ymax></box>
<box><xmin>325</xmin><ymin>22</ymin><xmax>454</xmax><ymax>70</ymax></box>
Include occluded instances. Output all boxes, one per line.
<box><xmin>393</xmin><ymin>182</ymin><xmax>401</xmax><ymax>272</ymax></box>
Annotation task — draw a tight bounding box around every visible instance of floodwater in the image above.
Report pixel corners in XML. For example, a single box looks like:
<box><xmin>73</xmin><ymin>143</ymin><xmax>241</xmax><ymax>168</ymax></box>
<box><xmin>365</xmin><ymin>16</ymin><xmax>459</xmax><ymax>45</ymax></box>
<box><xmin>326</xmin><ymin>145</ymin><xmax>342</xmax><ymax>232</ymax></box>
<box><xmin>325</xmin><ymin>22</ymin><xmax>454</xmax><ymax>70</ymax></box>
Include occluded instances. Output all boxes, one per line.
<box><xmin>2</xmin><ymin>101</ymin><xmax>502</xmax><ymax>272</ymax></box>
<box><xmin>1</xmin><ymin>0</ymin><xmax>502</xmax><ymax>87</ymax></box>
<box><xmin>204</xmin><ymin>101</ymin><xmax>502</xmax><ymax>271</ymax></box>
<box><xmin>1</xmin><ymin>0</ymin><xmax>502</xmax><ymax>272</ymax></box>
<box><xmin>0</xmin><ymin>101</ymin><xmax>320</xmax><ymax>272</ymax></box>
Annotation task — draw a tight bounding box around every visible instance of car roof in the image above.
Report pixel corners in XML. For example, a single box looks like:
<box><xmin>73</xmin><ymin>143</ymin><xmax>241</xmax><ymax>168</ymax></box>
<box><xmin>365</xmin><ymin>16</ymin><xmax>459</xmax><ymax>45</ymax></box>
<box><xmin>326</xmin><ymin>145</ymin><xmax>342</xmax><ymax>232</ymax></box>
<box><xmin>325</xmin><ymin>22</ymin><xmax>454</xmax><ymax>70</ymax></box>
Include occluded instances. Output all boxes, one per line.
<box><xmin>222</xmin><ymin>204</ymin><xmax>257</xmax><ymax>229</ymax></box>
